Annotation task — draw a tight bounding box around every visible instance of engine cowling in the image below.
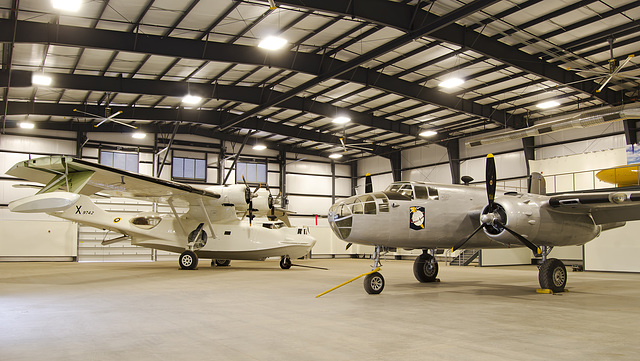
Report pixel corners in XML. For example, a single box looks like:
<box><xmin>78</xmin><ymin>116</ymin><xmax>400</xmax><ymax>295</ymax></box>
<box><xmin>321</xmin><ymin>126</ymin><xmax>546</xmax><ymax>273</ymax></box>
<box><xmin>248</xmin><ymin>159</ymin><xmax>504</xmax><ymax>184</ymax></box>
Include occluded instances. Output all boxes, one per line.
<box><xmin>480</xmin><ymin>197</ymin><xmax>541</xmax><ymax>245</ymax></box>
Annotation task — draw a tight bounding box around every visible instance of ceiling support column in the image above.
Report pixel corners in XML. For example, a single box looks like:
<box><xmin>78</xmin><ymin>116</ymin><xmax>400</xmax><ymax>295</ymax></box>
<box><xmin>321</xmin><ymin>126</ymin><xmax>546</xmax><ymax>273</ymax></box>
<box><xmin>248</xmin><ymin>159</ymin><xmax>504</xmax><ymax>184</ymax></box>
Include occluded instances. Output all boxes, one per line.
<box><xmin>522</xmin><ymin>136</ymin><xmax>535</xmax><ymax>191</ymax></box>
<box><xmin>389</xmin><ymin>151</ymin><xmax>402</xmax><ymax>182</ymax></box>
<box><xmin>446</xmin><ymin>140</ymin><xmax>460</xmax><ymax>184</ymax></box>
<box><xmin>278</xmin><ymin>150</ymin><xmax>287</xmax><ymax>208</ymax></box>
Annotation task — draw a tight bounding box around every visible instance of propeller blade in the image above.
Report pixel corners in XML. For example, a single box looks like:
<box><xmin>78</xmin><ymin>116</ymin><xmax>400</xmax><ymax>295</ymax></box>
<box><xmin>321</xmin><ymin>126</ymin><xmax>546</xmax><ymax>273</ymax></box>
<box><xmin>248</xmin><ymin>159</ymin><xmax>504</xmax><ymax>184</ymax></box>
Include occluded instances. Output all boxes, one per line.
<box><xmin>345</xmin><ymin>242</ymin><xmax>352</xmax><ymax>251</ymax></box>
<box><xmin>452</xmin><ymin>223</ymin><xmax>485</xmax><ymax>252</ymax></box>
<box><xmin>365</xmin><ymin>173</ymin><xmax>373</xmax><ymax>193</ymax></box>
<box><xmin>496</xmin><ymin>221</ymin><xmax>541</xmax><ymax>255</ymax></box>
<box><xmin>486</xmin><ymin>154</ymin><xmax>496</xmax><ymax>210</ymax></box>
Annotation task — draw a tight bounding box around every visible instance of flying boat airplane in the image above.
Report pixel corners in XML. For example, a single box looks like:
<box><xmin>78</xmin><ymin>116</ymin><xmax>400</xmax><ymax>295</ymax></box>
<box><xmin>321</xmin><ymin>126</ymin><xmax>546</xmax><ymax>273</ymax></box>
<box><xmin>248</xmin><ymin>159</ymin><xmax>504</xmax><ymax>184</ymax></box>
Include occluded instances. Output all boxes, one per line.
<box><xmin>326</xmin><ymin>154</ymin><xmax>640</xmax><ymax>295</ymax></box>
<box><xmin>6</xmin><ymin>156</ymin><xmax>316</xmax><ymax>270</ymax></box>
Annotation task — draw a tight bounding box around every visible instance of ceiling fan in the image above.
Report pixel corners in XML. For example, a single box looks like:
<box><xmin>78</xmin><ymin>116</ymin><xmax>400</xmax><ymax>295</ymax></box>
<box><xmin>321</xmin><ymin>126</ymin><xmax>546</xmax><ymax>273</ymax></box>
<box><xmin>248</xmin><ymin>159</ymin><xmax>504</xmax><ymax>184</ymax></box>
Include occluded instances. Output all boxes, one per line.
<box><xmin>564</xmin><ymin>38</ymin><xmax>639</xmax><ymax>93</ymax></box>
<box><xmin>73</xmin><ymin>108</ymin><xmax>136</xmax><ymax>129</ymax></box>
<box><xmin>338</xmin><ymin>134</ymin><xmax>374</xmax><ymax>153</ymax></box>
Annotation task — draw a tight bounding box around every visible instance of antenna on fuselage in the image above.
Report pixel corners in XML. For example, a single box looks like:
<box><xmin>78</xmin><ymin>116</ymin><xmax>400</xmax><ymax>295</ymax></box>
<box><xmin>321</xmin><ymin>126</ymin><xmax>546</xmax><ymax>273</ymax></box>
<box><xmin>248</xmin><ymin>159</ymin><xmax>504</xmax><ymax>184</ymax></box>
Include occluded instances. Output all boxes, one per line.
<box><xmin>461</xmin><ymin>175</ymin><xmax>474</xmax><ymax>186</ymax></box>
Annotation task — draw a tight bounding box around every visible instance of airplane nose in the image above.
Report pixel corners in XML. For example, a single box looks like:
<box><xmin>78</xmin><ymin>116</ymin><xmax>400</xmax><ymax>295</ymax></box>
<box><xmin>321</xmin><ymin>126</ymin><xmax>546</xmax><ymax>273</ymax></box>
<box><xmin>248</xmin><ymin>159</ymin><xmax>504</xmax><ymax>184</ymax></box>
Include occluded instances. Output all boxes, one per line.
<box><xmin>328</xmin><ymin>200</ymin><xmax>353</xmax><ymax>240</ymax></box>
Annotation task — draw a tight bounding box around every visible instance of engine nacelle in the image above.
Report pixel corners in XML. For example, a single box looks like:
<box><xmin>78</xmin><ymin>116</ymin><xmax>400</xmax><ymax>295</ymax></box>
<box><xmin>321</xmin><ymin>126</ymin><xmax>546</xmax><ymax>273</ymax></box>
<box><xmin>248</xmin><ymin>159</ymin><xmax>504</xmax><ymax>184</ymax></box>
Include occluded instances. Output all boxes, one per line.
<box><xmin>481</xmin><ymin>196</ymin><xmax>541</xmax><ymax>245</ymax></box>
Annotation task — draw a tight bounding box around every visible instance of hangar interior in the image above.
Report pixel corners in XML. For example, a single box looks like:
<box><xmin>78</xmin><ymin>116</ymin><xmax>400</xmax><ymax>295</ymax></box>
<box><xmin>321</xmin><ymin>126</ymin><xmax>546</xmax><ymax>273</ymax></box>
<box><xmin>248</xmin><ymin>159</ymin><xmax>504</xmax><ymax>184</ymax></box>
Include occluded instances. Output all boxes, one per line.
<box><xmin>2</xmin><ymin>0</ymin><xmax>640</xmax><ymax>271</ymax></box>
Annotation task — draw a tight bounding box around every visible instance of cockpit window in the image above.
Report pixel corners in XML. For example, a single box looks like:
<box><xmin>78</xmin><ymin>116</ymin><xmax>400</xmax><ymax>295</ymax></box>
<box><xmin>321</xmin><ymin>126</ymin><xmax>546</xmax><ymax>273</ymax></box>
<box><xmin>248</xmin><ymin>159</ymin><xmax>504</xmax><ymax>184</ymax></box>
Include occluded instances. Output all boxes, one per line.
<box><xmin>263</xmin><ymin>222</ymin><xmax>285</xmax><ymax>229</ymax></box>
<box><xmin>373</xmin><ymin>192</ymin><xmax>389</xmax><ymax>212</ymax></box>
<box><xmin>358</xmin><ymin>195</ymin><xmax>376</xmax><ymax>214</ymax></box>
<box><xmin>398</xmin><ymin>184</ymin><xmax>413</xmax><ymax>199</ymax></box>
<box><xmin>130</xmin><ymin>214</ymin><xmax>163</xmax><ymax>230</ymax></box>
<box><xmin>414</xmin><ymin>185</ymin><xmax>428</xmax><ymax>199</ymax></box>
<box><xmin>428</xmin><ymin>187</ymin><xmax>439</xmax><ymax>200</ymax></box>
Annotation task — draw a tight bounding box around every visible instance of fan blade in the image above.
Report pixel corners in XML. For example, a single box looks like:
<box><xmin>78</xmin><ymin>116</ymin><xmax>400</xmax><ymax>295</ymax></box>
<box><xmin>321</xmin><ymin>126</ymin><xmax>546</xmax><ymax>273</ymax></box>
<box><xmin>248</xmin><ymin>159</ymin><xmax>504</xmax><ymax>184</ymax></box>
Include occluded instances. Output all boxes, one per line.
<box><xmin>452</xmin><ymin>223</ymin><xmax>485</xmax><ymax>252</ymax></box>
<box><xmin>73</xmin><ymin>109</ymin><xmax>102</xmax><ymax>118</ymax></box>
<box><xmin>496</xmin><ymin>221</ymin><xmax>541</xmax><ymax>255</ymax></box>
<box><xmin>486</xmin><ymin>154</ymin><xmax>496</xmax><ymax>210</ymax></box>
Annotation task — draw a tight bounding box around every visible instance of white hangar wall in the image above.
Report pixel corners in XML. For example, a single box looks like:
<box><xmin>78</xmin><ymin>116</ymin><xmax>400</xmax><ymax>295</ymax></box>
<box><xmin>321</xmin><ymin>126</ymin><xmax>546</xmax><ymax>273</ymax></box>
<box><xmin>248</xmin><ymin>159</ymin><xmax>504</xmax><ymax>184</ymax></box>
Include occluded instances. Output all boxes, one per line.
<box><xmin>0</xmin><ymin>130</ymin><xmax>349</xmax><ymax>261</ymax></box>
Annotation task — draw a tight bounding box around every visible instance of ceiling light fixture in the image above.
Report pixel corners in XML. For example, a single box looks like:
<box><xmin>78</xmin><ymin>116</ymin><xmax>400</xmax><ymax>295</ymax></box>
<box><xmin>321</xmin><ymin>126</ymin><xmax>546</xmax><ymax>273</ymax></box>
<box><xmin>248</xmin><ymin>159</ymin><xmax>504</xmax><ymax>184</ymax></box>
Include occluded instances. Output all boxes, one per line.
<box><xmin>332</xmin><ymin>116</ymin><xmax>351</xmax><ymax>124</ymax></box>
<box><xmin>536</xmin><ymin>100</ymin><xmax>560</xmax><ymax>109</ymax></box>
<box><xmin>182</xmin><ymin>95</ymin><xmax>202</xmax><ymax>104</ymax></box>
<box><xmin>19</xmin><ymin>122</ymin><xmax>35</xmax><ymax>129</ymax></box>
<box><xmin>439</xmin><ymin>78</ymin><xmax>464</xmax><ymax>88</ymax></box>
<box><xmin>329</xmin><ymin>153</ymin><xmax>343</xmax><ymax>159</ymax></box>
<box><xmin>253</xmin><ymin>144</ymin><xmax>267</xmax><ymax>151</ymax></box>
<box><xmin>419</xmin><ymin>130</ymin><xmax>438</xmax><ymax>137</ymax></box>
<box><xmin>52</xmin><ymin>0</ymin><xmax>81</xmax><ymax>12</ymax></box>
<box><xmin>32</xmin><ymin>74</ymin><xmax>52</xmax><ymax>86</ymax></box>
<box><xmin>132</xmin><ymin>132</ymin><xmax>146</xmax><ymax>139</ymax></box>
<box><xmin>258</xmin><ymin>36</ymin><xmax>287</xmax><ymax>51</ymax></box>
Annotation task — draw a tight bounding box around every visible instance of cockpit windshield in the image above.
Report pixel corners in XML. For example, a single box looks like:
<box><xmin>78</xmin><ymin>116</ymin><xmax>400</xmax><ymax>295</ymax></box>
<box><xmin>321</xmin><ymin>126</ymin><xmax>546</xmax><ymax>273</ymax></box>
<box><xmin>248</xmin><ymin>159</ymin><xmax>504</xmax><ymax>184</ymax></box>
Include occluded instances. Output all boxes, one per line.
<box><xmin>384</xmin><ymin>183</ymin><xmax>414</xmax><ymax>200</ymax></box>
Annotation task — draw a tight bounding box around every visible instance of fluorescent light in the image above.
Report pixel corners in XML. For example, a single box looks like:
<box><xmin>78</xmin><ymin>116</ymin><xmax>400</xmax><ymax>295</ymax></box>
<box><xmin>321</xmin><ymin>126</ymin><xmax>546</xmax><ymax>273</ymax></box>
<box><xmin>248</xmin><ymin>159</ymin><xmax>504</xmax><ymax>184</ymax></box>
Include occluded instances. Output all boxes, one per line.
<box><xmin>419</xmin><ymin>130</ymin><xmax>438</xmax><ymax>137</ymax></box>
<box><xmin>19</xmin><ymin>122</ymin><xmax>35</xmax><ymax>129</ymax></box>
<box><xmin>182</xmin><ymin>95</ymin><xmax>202</xmax><ymax>104</ymax></box>
<box><xmin>253</xmin><ymin>144</ymin><xmax>267</xmax><ymax>151</ymax></box>
<box><xmin>439</xmin><ymin>78</ymin><xmax>464</xmax><ymax>88</ymax></box>
<box><xmin>536</xmin><ymin>100</ymin><xmax>560</xmax><ymax>109</ymax></box>
<box><xmin>52</xmin><ymin>0</ymin><xmax>81</xmax><ymax>12</ymax></box>
<box><xmin>132</xmin><ymin>132</ymin><xmax>146</xmax><ymax>139</ymax></box>
<box><xmin>258</xmin><ymin>36</ymin><xmax>287</xmax><ymax>50</ymax></box>
<box><xmin>329</xmin><ymin>153</ymin><xmax>343</xmax><ymax>159</ymax></box>
<box><xmin>32</xmin><ymin>74</ymin><xmax>52</xmax><ymax>86</ymax></box>
<box><xmin>332</xmin><ymin>116</ymin><xmax>351</xmax><ymax>124</ymax></box>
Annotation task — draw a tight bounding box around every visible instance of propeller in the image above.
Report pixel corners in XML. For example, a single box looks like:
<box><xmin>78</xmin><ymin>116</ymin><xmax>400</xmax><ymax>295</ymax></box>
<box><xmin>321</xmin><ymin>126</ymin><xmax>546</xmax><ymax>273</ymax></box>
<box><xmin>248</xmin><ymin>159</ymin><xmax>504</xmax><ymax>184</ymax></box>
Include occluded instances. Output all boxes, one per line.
<box><xmin>242</xmin><ymin>176</ymin><xmax>258</xmax><ymax>226</ymax></box>
<box><xmin>452</xmin><ymin>154</ymin><xmax>540</xmax><ymax>255</ymax></box>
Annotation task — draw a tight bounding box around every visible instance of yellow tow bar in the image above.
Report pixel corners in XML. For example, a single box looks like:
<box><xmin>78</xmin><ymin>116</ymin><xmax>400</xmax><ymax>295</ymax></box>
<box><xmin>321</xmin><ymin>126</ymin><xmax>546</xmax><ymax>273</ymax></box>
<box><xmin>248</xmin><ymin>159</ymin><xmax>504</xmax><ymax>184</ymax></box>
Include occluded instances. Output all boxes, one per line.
<box><xmin>316</xmin><ymin>267</ymin><xmax>381</xmax><ymax>298</ymax></box>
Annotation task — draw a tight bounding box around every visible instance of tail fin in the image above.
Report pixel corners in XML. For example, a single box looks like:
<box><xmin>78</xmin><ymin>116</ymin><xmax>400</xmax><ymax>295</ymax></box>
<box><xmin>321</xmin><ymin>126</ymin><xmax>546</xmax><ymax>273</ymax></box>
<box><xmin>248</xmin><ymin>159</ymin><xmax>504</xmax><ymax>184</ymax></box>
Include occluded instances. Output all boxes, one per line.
<box><xmin>529</xmin><ymin>172</ymin><xmax>546</xmax><ymax>195</ymax></box>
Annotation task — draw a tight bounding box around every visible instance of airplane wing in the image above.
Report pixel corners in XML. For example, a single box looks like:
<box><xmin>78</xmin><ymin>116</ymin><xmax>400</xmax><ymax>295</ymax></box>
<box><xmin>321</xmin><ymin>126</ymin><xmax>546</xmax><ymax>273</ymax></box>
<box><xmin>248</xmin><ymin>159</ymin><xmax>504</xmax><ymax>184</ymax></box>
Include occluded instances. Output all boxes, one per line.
<box><xmin>547</xmin><ymin>192</ymin><xmax>640</xmax><ymax>224</ymax></box>
<box><xmin>6</xmin><ymin>156</ymin><xmax>219</xmax><ymax>207</ymax></box>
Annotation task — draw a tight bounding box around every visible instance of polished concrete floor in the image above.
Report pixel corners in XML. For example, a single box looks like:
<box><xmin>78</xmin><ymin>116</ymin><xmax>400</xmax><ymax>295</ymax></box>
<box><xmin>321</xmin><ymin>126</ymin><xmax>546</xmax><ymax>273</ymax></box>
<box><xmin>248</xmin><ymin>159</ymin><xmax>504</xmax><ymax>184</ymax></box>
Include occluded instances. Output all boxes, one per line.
<box><xmin>1</xmin><ymin>258</ymin><xmax>639</xmax><ymax>360</ymax></box>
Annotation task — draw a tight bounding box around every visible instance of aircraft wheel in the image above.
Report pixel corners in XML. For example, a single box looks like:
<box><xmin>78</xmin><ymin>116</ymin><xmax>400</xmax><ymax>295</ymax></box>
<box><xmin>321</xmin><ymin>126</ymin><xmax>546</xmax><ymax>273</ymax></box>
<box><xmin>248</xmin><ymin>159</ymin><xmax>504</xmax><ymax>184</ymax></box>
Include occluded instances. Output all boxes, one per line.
<box><xmin>538</xmin><ymin>258</ymin><xmax>566</xmax><ymax>292</ymax></box>
<box><xmin>179</xmin><ymin>250</ymin><xmax>198</xmax><ymax>270</ymax></box>
<box><xmin>280</xmin><ymin>256</ymin><xmax>292</xmax><ymax>269</ymax></box>
<box><xmin>413</xmin><ymin>253</ymin><xmax>439</xmax><ymax>282</ymax></box>
<box><xmin>215</xmin><ymin>259</ymin><xmax>231</xmax><ymax>267</ymax></box>
<box><xmin>364</xmin><ymin>272</ymin><xmax>385</xmax><ymax>294</ymax></box>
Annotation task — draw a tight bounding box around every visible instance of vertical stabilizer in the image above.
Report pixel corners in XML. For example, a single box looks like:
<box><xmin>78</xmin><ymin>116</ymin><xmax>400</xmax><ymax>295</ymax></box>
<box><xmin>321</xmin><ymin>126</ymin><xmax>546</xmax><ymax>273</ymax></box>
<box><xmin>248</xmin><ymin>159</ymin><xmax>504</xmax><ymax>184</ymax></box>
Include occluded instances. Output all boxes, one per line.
<box><xmin>529</xmin><ymin>172</ymin><xmax>546</xmax><ymax>195</ymax></box>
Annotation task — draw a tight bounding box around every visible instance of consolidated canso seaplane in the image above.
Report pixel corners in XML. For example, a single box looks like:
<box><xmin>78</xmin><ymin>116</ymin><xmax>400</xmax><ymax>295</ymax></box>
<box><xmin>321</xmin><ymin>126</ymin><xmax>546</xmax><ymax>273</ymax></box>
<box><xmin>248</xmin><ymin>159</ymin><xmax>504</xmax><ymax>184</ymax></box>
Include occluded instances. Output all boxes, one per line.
<box><xmin>6</xmin><ymin>156</ymin><xmax>316</xmax><ymax>270</ymax></box>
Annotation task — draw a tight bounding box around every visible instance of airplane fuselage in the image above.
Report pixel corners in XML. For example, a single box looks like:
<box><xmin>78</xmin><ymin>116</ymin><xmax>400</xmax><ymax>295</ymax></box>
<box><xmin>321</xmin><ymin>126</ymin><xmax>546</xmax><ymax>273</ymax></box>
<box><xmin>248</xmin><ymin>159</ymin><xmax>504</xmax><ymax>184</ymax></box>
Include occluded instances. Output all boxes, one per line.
<box><xmin>328</xmin><ymin>182</ymin><xmax>600</xmax><ymax>251</ymax></box>
<box><xmin>10</xmin><ymin>192</ymin><xmax>316</xmax><ymax>261</ymax></box>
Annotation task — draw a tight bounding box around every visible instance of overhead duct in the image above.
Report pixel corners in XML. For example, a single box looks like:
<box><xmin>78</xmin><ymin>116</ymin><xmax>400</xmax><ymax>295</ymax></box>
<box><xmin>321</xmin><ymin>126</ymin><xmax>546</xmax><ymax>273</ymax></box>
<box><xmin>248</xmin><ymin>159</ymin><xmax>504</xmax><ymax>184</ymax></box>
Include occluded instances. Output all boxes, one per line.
<box><xmin>465</xmin><ymin>103</ymin><xmax>640</xmax><ymax>147</ymax></box>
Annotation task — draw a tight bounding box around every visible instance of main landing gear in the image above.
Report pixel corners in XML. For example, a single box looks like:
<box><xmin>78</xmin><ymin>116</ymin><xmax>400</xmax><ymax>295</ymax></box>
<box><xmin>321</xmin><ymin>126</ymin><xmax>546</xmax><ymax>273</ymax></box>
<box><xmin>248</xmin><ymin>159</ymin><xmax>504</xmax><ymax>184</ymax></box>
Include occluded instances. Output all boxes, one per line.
<box><xmin>537</xmin><ymin>246</ymin><xmax>567</xmax><ymax>293</ymax></box>
<box><xmin>179</xmin><ymin>223</ymin><xmax>207</xmax><ymax>270</ymax></box>
<box><xmin>413</xmin><ymin>250</ymin><xmax>439</xmax><ymax>283</ymax></box>
<box><xmin>363</xmin><ymin>245</ymin><xmax>385</xmax><ymax>294</ymax></box>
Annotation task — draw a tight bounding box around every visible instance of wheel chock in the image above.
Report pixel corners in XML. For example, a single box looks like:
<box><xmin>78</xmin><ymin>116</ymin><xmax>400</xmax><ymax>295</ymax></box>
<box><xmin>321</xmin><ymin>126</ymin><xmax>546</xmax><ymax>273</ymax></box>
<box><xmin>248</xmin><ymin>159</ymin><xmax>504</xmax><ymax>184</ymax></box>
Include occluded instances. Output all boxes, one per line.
<box><xmin>536</xmin><ymin>288</ymin><xmax>569</xmax><ymax>294</ymax></box>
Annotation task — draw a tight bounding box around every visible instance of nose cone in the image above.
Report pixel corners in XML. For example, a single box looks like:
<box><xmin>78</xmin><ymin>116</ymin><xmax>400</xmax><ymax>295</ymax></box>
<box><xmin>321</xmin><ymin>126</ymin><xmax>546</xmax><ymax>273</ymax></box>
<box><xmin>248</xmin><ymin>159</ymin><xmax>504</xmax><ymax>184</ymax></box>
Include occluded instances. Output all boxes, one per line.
<box><xmin>328</xmin><ymin>199</ymin><xmax>354</xmax><ymax>240</ymax></box>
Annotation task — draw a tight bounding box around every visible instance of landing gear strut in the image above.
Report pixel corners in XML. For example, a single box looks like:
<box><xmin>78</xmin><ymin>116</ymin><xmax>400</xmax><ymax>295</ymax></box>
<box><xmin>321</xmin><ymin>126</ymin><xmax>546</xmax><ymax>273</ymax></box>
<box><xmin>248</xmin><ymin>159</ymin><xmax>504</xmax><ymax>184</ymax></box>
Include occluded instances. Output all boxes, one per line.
<box><xmin>537</xmin><ymin>246</ymin><xmax>567</xmax><ymax>292</ymax></box>
<box><xmin>364</xmin><ymin>245</ymin><xmax>385</xmax><ymax>294</ymax></box>
<box><xmin>413</xmin><ymin>249</ymin><xmax>439</xmax><ymax>283</ymax></box>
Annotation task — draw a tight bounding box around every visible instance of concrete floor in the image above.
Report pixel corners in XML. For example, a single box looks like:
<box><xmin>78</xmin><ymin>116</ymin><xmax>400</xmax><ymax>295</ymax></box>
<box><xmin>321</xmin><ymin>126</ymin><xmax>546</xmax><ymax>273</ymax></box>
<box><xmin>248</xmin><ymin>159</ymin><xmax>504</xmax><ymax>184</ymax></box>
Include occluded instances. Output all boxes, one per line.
<box><xmin>1</xmin><ymin>259</ymin><xmax>640</xmax><ymax>361</ymax></box>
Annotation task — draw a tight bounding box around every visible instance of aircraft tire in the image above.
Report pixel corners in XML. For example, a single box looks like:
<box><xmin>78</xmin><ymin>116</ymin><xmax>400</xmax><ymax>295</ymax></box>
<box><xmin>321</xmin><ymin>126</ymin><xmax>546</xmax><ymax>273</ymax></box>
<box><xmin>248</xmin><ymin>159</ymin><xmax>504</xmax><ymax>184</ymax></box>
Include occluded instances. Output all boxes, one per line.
<box><xmin>364</xmin><ymin>272</ymin><xmax>385</xmax><ymax>294</ymax></box>
<box><xmin>215</xmin><ymin>259</ymin><xmax>231</xmax><ymax>267</ymax></box>
<box><xmin>280</xmin><ymin>256</ymin><xmax>292</xmax><ymax>269</ymax></box>
<box><xmin>538</xmin><ymin>258</ymin><xmax>566</xmax><ymax>293</ymax></box>
<box><xmin>179</xmin><ymin>250</ymin><xmax>198</xmax><ymax>270</ymax></box>
<box><xmin>413</xmin><ymin>253</ymin><xmax>438</xmax><ymax>282</ymax></box>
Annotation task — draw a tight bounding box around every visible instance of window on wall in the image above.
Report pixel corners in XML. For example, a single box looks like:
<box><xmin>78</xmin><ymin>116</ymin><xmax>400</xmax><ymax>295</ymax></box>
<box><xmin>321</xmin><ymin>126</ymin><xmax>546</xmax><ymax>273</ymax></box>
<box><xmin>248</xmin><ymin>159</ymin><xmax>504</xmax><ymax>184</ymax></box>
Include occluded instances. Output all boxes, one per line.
<box><xmin>236</xmin><ymin>161</ymin><xmax>267</xmax><ymax>184</ymax></box>
<box><xmin>172</xmin><ymin>156</ymin><xmax>206</xmax><ymax>181</ymax></box>
<box><xmin>100</xmin><ymin>150</ymin><xmax>139</xmax><ymax>173</ymax></box>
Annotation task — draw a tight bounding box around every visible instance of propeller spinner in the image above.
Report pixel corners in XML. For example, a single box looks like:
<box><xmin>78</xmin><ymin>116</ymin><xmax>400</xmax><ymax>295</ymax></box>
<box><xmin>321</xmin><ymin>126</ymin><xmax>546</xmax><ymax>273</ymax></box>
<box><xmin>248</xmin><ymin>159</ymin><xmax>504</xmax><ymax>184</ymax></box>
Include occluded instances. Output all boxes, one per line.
<box><xmin>452</xmin><ymin>154</ymin><xmax>540</xmax><ymax>254</ymax></box>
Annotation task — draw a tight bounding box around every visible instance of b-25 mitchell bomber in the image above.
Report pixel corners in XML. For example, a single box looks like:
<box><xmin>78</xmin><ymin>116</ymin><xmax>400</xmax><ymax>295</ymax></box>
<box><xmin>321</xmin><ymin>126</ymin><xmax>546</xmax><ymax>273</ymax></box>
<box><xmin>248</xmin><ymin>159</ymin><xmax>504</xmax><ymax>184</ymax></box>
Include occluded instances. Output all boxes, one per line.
<box><xmin>6</xmin><ymin>156</ymin><xmax>316</xmax><ymax>270</ymax></box>
<box><xmin>327</xmin><ymin>154</ymin><xmax>640</xmax><ymax>295</ymax></box>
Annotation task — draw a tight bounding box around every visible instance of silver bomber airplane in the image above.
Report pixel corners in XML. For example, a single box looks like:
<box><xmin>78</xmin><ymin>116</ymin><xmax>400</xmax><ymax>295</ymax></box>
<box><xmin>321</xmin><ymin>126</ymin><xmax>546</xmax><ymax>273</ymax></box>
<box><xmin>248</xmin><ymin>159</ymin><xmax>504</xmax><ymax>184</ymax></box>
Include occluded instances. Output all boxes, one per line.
<box><xmin>327</xmin><ymin>154</ymin><xmax>640</xmax><ymax>294</ymax></box>
<box><xmin>6</xmin><ymin>156</ymin><xmax>316</xmax><ymax>270</ymax></box>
